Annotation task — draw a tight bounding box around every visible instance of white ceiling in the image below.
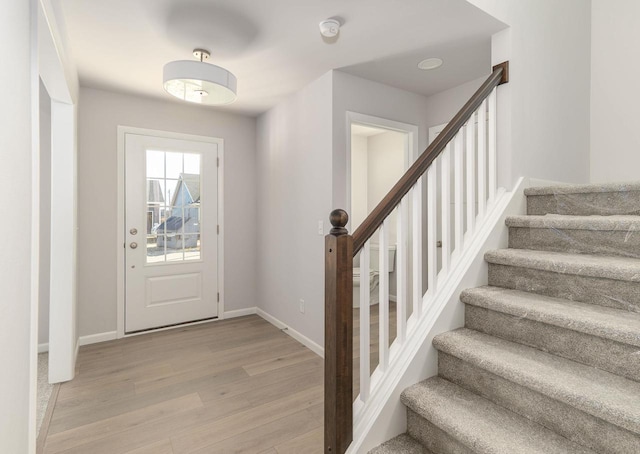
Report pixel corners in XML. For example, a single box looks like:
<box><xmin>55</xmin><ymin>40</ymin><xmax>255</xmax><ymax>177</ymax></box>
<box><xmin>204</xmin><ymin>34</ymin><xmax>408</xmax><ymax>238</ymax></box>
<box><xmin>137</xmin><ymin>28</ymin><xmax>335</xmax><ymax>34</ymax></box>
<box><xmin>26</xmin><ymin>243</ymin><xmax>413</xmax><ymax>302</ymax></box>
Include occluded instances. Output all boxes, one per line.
<box><xmin>58</xmin><ymin>0</ymin><xmax>505</xmax><ymax>116</ymax></box>
<box><xmin>339</xmin><ymin>37</ymin><xmax>492</xmax><ymax>98</ymax></box>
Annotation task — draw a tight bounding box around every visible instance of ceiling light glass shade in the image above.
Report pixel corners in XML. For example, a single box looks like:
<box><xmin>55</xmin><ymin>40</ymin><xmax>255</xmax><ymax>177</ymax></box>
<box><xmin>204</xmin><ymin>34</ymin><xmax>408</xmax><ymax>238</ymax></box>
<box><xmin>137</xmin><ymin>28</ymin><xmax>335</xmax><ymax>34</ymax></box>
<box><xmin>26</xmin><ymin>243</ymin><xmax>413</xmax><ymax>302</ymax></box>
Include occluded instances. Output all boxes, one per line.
<box><xmin>163</xmin><ymin>60</ymin><xmax>237</xmax><ymax>105</ymax></box>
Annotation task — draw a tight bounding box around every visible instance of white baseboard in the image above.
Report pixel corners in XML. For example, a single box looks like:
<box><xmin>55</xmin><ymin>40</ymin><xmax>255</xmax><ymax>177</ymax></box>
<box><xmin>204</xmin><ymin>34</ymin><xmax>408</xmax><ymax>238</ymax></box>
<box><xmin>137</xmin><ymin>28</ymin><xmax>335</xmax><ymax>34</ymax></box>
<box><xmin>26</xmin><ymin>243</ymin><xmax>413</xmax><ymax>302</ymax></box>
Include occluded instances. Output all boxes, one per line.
<box><xmin>68</xmin><ymin>309</ymin><xmax>318</xmax><ymax>359</ymax></box>
<box><xmin>38</xmin><ymin>331</ymin><xmax>116</xmax><ymax>353</ymax></box>
<box><xmin>37</xmin><ymin>339</ymin><xmax>81</xmax><ymax>355</ymax></box>
<box><xmin>79</xmin><ymin>331</ymin><xmax>118</xmax><ymax>347</ymax></box>
<box><xmin>223</xmin><ymin>307</ymin><xmax>257</xmax><ymax>319</ymax></box>
<box><xmin>256</xmin><ymin>308</ymin><xmax>324</xmax><ymax>358</ymax></box>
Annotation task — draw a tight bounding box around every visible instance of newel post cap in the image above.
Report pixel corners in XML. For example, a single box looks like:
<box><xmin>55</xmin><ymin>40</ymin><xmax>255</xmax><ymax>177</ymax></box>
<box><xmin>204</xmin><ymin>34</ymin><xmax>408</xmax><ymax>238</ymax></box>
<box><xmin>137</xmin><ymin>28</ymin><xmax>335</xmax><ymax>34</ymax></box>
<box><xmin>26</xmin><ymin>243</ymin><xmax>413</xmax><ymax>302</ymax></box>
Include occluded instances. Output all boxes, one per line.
<box><xmin>329</xmin><ymin>209</ymin><xmax>349</xmax><ymax>236</ymax></box>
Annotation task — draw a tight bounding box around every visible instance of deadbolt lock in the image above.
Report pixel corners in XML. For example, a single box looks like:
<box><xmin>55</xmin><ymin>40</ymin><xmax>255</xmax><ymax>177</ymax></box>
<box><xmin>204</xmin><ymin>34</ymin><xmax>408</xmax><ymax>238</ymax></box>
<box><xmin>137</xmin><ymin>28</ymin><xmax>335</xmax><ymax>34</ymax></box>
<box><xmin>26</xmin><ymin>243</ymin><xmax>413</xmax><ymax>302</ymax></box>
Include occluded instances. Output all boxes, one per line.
<box><xmin>130</xmin><ymin>228</ymin><xmax>138</xmax><ymax>235</ymax></box>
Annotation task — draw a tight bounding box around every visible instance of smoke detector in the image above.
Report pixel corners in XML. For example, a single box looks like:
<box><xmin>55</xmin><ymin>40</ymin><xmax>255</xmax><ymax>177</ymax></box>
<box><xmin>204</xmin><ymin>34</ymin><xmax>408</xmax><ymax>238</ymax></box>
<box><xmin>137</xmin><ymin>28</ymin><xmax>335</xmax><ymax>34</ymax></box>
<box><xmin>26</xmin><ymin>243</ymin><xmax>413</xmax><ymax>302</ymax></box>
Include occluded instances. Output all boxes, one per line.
<box><xmin>319</xmin><ymin>19</ymin><xmax>341</xmax><ymax>38</ymax></box>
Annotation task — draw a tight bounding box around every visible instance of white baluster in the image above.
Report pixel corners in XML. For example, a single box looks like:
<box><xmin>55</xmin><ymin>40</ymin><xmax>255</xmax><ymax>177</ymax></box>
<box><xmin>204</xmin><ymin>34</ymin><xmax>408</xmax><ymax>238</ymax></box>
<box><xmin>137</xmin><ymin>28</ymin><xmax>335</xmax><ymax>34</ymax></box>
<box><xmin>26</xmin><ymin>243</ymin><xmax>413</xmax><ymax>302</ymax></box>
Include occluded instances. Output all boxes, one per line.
<box><xmin>488</xmin><ymin>88</ymin><xmax>497</xmax><ymax>204</ymax></box>
<box><xmin>378</xmin><ymin>221</ymin><xmax>389</xmax><ymax>371</ymax></box>
<box><xmin>412</xmin><ymin>180</ymin><xmax>423</xmax><ymax>317</ymax></box>
<box><xmin>441</xmin><ymin>144</ymin><xmax>451</xmax><ymax>274</ymax></box>
<box><xmin>466</xmin><ymin>115</ymin><xmax>476</xmax><ymax>235</ymax></box>
<box><xmin>427</xmin><ymin>164</ymin><xmax>438</xmax><ymax>295</ymax></box>
<box><xmin>359</xmin><ymin>242</ymin><xmax>370</xmax><ymax>402</ymax></box>
<box><xmin>454</xmin><ymin>132</ymin><xmax>464</xmax><ymax>254</ymax></box>
<box><xmin>477</xmin><ymin>100</ymin><xmax>487</xmax><ymax>220</ymax></box>
<box><xmin>396</xmin><ymin>200</ymin><xmax>407</xmax><ymax>343</ymax></box>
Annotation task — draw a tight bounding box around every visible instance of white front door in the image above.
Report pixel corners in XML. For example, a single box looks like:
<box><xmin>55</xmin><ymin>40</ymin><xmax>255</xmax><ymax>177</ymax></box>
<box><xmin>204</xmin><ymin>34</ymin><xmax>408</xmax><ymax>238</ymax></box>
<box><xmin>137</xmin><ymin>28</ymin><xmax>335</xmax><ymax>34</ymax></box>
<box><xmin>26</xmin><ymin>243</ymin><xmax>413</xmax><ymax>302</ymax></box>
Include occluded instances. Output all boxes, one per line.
<box><xmin>124</xmin><ymin>133</ymin><xmax>219</xmax><ymax>333</ymax></box>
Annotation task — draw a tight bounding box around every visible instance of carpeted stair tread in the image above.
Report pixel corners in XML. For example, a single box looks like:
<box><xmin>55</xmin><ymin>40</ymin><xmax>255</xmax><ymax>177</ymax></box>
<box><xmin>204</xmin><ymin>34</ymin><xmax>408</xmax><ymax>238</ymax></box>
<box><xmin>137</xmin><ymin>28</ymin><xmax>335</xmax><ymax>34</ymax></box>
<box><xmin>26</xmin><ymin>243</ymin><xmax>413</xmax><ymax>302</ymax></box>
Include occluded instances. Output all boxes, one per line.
<box><xmin>461</xmin><ymin>286</ymin><xmax>640</xmax><ymax>347</ymax></box>
<box><xmin>525</xmin><ymin>182</ymin><xmax>640</xmax><ymax>196</ymax></box>
<box><xmin>506</xmin><ymin>214</ymin><xmax>640</xmax><ymax>231</ymax></box>
<box><xmin>401</xmin><ymin>377</ymin><xmax>596</xmax><ymax>454</ymax></box>
<box><xmin>485</xmin><ymin>248</ymin><xmax>640</xmax><ymax>282</ymax></box>
<box><xmin>368</xmin><ymin>434</ymin><xmax>432</xmax><ymax>454</ymax></box>
<box><xmin>433</xmin><ymin>328</ymin><xmax>640</xmax><ymax>435</ymax></box>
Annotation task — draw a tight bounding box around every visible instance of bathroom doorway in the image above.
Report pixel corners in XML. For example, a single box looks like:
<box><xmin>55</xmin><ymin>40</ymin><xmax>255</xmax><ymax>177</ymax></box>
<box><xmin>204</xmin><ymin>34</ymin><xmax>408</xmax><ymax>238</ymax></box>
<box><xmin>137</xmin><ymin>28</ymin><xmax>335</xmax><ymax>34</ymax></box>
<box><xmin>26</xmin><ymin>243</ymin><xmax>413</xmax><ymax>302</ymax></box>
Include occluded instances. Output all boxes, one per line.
<box><xmin>350</xmin><ymin>121</ymin><xmax>406</xmax><ymax>303</ymax></box>
<box><xmin>346</xmin><ymin>113</ymin><xmax>418</xmax><ymax>394</ymax></box>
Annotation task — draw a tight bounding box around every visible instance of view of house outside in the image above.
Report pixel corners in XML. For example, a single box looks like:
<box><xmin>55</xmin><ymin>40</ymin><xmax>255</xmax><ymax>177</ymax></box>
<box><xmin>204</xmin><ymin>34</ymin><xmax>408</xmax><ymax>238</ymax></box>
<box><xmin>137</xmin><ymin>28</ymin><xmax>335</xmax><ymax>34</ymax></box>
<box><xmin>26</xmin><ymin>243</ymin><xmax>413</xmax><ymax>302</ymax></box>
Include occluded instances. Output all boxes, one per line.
<box><xmin>145</xmin><ymin>150</ymin><xmax>202</xmax><ymax>262</ymax></box>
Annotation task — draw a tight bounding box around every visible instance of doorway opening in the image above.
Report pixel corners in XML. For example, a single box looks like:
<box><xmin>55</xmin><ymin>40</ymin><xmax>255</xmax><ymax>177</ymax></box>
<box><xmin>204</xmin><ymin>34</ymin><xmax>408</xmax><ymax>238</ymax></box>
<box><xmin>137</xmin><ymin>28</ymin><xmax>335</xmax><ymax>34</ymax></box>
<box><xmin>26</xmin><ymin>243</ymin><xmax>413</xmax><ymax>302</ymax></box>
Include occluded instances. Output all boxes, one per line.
<box><xmin>347</xmin><ymin>113</ymin><xmax>418</xmax><ymax>393</ymax></box>
<box><xmin>347</xmin><ymin>113</ymin><xmax>418</xmax><ymax>305</ymax></box>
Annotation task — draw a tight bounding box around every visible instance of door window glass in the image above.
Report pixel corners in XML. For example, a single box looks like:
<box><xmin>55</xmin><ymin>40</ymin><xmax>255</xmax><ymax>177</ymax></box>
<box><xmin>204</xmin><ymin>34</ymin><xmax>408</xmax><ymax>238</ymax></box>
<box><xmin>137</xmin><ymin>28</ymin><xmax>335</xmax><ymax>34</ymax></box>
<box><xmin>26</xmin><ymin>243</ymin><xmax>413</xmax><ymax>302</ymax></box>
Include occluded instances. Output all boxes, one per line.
<box><xmin>145</xmin><ymin>150</ymin><xmax>202</xmax><ymax>263</ymax></box>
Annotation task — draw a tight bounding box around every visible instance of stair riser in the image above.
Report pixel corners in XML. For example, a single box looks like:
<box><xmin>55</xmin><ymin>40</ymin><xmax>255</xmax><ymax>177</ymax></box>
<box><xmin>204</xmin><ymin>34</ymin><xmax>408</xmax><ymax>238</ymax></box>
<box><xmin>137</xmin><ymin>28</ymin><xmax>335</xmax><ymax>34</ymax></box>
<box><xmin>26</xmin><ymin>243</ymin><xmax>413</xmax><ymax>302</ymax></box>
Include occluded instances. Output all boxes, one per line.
<box><xmin>488</xmin><ymin>263</ymin><xmax>640</xmax><ymax>313</ymax></box>
<box><xmin>508</xmin><ymin>227</ymin><xmax>640</xmax><ymax>258</ymax></box>
<box><xmin>438</xmin><ymin>353</ymin><xmax>640</xmax><ymax>454</ymax></box>
<box><xmin>406</xmin><ymin>409</ymin><xmax>475</xmax><ymax>454</ymax></box>
<box><xmin>368</xmin><ymin>434</ymin><xmax>432</xmax><ymax>454</ymax></box>
<box><xmin>527</xmin><ymin>192</ymin><xmax>640</xmax><ymax>216</ymax></box>
<box><xmin>465</xmin><ymin>305</ymin><xmax>640</xmax><ymax>382</ymax></box>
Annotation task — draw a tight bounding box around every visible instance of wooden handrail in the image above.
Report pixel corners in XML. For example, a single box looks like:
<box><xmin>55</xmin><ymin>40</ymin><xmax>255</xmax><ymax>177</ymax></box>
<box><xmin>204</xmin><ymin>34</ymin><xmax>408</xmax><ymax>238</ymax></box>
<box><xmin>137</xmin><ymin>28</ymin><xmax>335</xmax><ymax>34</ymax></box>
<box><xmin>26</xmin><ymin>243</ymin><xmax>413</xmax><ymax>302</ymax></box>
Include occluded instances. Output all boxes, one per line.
<box><xmin>352</xmin><ymin>61</ymin><xmax>509</xmax><ymax>254</ymax></box>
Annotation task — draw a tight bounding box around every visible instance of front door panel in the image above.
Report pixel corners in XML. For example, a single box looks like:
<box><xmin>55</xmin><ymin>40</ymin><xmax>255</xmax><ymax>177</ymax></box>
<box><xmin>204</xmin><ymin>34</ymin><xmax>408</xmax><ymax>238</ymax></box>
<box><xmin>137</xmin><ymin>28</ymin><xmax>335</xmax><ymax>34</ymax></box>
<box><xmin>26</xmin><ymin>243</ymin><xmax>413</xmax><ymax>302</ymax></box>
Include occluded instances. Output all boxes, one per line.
<box><xmin>125</xmin><ymin>133</ymin><xmax>218</xmax><ymax>333</ymax></box>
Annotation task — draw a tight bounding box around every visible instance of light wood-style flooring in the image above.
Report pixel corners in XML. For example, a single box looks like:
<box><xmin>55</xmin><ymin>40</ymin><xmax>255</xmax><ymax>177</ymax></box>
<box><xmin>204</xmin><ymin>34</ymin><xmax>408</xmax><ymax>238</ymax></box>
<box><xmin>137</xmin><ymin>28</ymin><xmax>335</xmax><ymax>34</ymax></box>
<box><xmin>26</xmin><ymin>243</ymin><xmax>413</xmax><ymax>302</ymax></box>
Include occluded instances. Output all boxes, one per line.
<box><xmin>40</xmin><ymin>306</ymin><xmax>397</xmax><ymax>453</ymax></box>
<box><xmin>41</xmin><ymin>316</ymin><xmax>324</xmax><ymax>454</ymax></box>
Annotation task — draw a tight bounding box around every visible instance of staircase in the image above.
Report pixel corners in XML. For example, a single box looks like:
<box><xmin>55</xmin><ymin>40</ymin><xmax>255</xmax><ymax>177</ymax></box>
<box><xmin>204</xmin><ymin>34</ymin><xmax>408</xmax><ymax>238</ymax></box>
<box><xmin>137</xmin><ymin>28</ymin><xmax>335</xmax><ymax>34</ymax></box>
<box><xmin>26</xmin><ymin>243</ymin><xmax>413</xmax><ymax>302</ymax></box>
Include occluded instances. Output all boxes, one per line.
<box><xmin>370</xmin><ymin>182</ymin><xmax>640</xmax><ymax>454</ymax></box>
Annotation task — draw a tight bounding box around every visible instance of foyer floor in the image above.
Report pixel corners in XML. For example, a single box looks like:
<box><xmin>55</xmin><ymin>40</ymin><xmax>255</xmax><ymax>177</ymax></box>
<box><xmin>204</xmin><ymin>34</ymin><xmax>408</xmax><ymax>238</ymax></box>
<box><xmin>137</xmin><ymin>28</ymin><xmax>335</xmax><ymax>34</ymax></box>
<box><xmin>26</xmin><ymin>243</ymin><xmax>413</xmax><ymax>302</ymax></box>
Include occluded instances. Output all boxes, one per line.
<box><xmin>40</xmin><ymin>316</ymin><xmax>324</xmax><ymax>454</ymax></box>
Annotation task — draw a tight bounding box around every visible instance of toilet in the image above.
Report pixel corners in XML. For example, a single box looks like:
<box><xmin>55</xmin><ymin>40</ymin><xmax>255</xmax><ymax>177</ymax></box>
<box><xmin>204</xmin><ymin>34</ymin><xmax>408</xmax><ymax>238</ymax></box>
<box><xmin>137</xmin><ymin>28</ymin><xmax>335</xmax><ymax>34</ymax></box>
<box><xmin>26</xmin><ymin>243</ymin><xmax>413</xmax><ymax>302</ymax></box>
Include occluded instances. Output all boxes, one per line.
<box><xmin>353</xmin><ymin>244</ymin><xmax>396</xmax><ymax>308</ymax></box>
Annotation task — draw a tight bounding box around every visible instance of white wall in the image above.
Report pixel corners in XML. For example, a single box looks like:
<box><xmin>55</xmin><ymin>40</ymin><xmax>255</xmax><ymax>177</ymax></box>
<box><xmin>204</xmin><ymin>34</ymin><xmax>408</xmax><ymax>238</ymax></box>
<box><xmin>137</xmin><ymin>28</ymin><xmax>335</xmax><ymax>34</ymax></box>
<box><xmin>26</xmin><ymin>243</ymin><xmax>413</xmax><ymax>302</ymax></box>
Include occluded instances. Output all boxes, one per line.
<box><xmin>367</xmin><ymin>131</ymin><xmax>406</xmax><ymax>242</ymax></box>
<box><xmin>332</xmin><ymin>71</ymin><xmax>430</xmax><ymax>210</ymax></box>
<box><xmin>49</xmin><ymin>100</ymin><xmax>78</xmax><ymax>382</ymax></box>
<box><xmin>351</xmin><ymin>130</ymin><xmax>406</xmax><ymax>237</ymax></box>
<box><xmin>256</xmin><ymin>72</ymin><xmax>333</xmax><ymax>347</ymax></box>
<box><xmin>350</xmin><ymin>135</ymin><xmax>368</xmax><ymax>230</ymax></box>
<box><xmin>423</xmin><ymin>76</ymin><xmax>486</xmax><ymax>130</ymax></box>
<box><xmin>367</xmin><ymin>131</ymin><xmax>405</xmax><ymax>298</ymax></box>
<box><xmin>0</xmin><ymin>0</ymin><xmax>35</xmax><ymax>451</ymax></box>
<box><xmin>466</xmin><ymin>0</ymin><xmax>592</xmax><ymax>187</ymax></box>
<box><xmin>39</xmin><ymin>81</ymin><xmax>51</xmax><ymax>346</ymax></box>
<box><xmin>77</xmin><ymin>87</ymin><xmax>257</xmax><ymax>337</ymax></box>
<box><xmin>38</xmin><ymin>0</ymin><xmax>81</xmax><ymax>385</ymax></box>
<box><xmin>590</xmin><ymin>0</ymin><xmax>640</xmax><ymax>183</ymax></box>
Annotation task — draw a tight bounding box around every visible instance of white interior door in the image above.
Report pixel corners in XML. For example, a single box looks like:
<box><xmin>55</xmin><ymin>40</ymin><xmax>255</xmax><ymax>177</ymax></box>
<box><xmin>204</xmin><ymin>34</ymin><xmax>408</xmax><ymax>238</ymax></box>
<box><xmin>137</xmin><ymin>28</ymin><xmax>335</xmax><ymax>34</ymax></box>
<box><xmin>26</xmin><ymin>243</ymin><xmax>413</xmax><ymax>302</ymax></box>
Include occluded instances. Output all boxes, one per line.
<box><xmin>125</xmin><ymin>133</ymin><xmax>219</xmax><ymax>333</ymax></box>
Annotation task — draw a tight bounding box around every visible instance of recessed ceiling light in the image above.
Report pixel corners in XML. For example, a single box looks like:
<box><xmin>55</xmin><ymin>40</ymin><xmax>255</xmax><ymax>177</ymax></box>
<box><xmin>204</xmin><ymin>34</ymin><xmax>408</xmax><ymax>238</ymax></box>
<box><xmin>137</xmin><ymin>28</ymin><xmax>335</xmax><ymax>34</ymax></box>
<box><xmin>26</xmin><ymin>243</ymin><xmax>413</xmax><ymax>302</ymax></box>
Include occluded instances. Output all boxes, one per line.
<box><xmin>418</xmin><ymin>58</ymin><xmax>443</xmax><ymax>70</ymax></box>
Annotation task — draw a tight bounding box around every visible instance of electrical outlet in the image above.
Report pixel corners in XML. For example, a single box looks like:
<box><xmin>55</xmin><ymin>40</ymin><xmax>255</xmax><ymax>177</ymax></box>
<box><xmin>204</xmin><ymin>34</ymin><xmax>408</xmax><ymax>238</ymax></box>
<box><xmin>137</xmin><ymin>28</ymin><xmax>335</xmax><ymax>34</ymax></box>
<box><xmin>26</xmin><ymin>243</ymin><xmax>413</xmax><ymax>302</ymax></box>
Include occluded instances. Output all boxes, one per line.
<box><xmin>299</xmin><ymin>299</ymin><xmax>305</xmax><ymax>314</ymax></box>
<box><xmin>317</xmin><ymin>220</ymin><xmax>324</xmax><ymax>235</ymax></box>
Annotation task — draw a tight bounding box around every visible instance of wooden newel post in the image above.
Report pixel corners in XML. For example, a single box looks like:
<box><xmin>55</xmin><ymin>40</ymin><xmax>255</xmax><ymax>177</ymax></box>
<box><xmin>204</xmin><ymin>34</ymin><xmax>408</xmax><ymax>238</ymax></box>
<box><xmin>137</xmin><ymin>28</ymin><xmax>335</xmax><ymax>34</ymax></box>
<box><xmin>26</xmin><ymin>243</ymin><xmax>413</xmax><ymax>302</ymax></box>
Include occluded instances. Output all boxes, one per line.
<box><xmin>325</xmin><ymin>209</ymin><xmax>353</xmax><ymax>454</ymax></box>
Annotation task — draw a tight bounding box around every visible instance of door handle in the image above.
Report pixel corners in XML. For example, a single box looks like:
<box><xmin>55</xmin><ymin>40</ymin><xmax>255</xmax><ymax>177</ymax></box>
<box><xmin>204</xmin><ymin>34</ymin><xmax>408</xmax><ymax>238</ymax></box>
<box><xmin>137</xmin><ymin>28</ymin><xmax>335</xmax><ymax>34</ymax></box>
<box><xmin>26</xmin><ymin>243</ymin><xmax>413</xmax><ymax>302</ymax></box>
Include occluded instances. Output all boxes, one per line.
<box><xmin>130</xmin><ymin>242</ymin><xmax>138</xmax><ymax>249</ymax></box>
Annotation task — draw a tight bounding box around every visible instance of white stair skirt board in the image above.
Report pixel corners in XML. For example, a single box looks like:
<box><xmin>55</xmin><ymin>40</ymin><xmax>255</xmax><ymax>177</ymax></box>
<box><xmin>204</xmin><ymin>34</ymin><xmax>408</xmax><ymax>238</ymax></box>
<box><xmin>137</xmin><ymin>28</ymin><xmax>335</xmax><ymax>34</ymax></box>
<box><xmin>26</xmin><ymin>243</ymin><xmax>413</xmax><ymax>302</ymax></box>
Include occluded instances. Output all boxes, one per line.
<box><xmin>256</xmin><ymin>308</ymin><xmax>324</xmax><ymax>358</ymax></box>
<box><xmin>349</xmin><ymin>177</ymin><xmax>543</xmax><ymax>453</ymax></box>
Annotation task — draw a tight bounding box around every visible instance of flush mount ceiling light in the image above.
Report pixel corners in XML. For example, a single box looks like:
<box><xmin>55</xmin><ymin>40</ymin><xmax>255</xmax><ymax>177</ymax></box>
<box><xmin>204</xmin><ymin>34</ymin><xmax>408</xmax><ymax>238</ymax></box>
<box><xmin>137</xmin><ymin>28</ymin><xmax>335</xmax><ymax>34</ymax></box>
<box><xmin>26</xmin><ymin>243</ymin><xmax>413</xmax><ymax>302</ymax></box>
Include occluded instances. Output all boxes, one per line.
<box><xmin>417</xmin><ymin>57</ymin><xmax>444</xmax><ymax>70</ymax></box>
<box><xmin>163</xmin><ymin>49</ymin><xmax>237</xmax><ymax>105</ymax></box>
